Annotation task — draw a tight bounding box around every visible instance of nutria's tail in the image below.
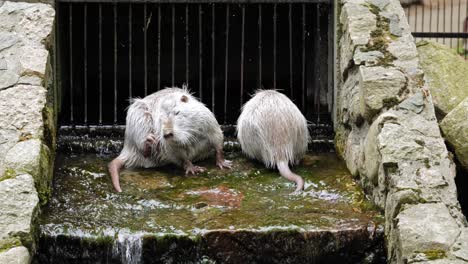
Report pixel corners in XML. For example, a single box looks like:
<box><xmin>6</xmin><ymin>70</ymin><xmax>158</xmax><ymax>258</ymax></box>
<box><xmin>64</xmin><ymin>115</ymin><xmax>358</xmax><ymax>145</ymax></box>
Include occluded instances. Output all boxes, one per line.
<box><xmin>277</xmin><ymin>161</ymin><xmax>304</xmax><ymax>193</ymax></box>
<box><xmin>108</xmin><ymin>158</ymin><xmax>125</xmax><ymax>192</ymax></box>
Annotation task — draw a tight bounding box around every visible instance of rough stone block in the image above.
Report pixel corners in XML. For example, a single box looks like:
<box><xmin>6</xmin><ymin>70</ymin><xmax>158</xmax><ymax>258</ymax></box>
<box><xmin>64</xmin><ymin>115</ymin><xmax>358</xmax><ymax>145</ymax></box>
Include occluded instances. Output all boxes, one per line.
<box><xmin>417</xmin><ymin>41</ymin><xmax>468</xmax><ymax>117</ymax></box>
<box><xmin>452</xmin><ymin>228</ymin><xmax>468</xmax><ymax>261</ymax></box>
<box><xmin>440</xmin><ymin>98</ymin><xmax>468</xmax><ymax>170</ymax></box>
<box><xmin>0</xmin><ymin>246</ymin><xmax>30</xmax><ymax>264</ymax></box>
<box><xmin>0</xmin><ymin>174</ymin><xmax>38</xmax><ymax>240</ymax></box>
<box><xmin>359</xmin><ymin>66</ymin><xmax>406</xmax><ymax>120</ymax></box>
<box><xmin>396</xmin><ymin>203</ymin><xmax>460</xmax><ymax>260</ymax></box>
<box><xmin>0</xmin><ymin>1</ymin><xmax>55</xmax><ymax>46</ymax></box>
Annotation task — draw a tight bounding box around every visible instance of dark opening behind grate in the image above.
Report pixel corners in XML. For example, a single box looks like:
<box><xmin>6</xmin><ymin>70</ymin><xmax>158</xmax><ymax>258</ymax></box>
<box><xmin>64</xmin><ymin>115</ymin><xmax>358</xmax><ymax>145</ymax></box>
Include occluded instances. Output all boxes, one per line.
<box><xmin>57</xmin><ymin>2</ymin><xmax>334</xmax><ymax>127</ymax></box>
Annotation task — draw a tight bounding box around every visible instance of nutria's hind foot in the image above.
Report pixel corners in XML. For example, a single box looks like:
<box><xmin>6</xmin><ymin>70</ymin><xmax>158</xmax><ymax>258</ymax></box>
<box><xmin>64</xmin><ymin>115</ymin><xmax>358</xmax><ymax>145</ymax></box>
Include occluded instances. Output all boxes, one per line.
<box><xmin>184</xmin><ymin>160</ymin><xmax>206</xmax><ymax>175</ymax></box>
<box><xmin>277</xmin><ymin>161</ymin><xmax>304</xmax><ymax>194</ymax></box>
<box><xmin>108</xmin><ymin>158</ymin><xmax>125</xmax><ymax>193</ymax></box>
<box><xmin>215</xmin><ymin>148</ymin><xmax>232</xmax><ymax>170</ymax></box>
<box><xmin>216</xmin><ymin>159</ymin><xmax>233</xmax><ymax>169</ymax></box>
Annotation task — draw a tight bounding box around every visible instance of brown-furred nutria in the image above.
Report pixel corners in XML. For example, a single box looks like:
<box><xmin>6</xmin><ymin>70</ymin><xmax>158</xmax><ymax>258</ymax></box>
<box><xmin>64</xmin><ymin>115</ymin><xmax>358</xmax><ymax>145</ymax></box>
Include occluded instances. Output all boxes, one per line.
<box><xmin>108</xmin><ymin>86</ymin><xmax>232</xmax><ymax>192</ymax></box>
<box><xmin>237</xmin><ymin>90</ymin><xmax>309</xmax><ymax>193</ymax></box>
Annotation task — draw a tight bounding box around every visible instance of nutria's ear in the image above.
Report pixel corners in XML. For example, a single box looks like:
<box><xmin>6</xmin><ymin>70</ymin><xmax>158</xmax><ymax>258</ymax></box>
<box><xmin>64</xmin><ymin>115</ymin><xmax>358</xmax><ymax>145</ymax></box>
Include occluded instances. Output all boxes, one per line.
<box><xmin>181</xmin><ymin>95</ymin><xmax>188</xmax><ymax>103</ymax></box>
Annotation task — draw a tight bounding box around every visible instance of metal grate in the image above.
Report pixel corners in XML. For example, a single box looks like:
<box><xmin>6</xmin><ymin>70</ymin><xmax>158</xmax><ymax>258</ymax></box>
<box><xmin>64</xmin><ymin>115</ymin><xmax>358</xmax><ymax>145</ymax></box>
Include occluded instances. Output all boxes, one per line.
<box><xmin>56</xmin><ymin>1</ymin><xmax>334</xmax><ymax>127</ymax></box>
<box><xmin>403</xmin><ymin>0</ymin><xmax>468</xmax><ymax>59</ymax></box>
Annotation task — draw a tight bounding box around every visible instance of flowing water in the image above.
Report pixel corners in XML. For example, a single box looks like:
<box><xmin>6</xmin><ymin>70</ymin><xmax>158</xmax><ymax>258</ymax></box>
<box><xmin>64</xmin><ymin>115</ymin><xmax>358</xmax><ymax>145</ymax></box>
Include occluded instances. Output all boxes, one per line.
<box><xmin>34</xmin><ymin>152</ymin><xmax>385</xmax><ymax>263</ymax></box>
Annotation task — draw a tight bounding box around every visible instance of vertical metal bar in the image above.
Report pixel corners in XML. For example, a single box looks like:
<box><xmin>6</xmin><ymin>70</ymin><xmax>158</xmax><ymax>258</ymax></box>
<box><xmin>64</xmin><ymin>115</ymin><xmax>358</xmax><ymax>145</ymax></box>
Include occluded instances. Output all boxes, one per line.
<box><xmin>114</xmin><ymin>2</ymin><xmax>118</xmax><ymax>124</ymax></box>
<box><xmin>129</xmin><ymin>4</ymin><xmax>132</xmax><ymax>99</ymax></box>
<box><xmin>186</xmin><ymin>4</ymin><xmax>189</xmax><ymax>84</ymax></box>
<box><xmin>211</xmin><ymin>4</ymin><xmax>215</xmax><ymax>112</ymax></box>
<box><xmin>240</xmin><ymin>5</ymin><xmax>245</xmax><ymax>105</ymax></box>
<box><xmin>443</xmin><ymin>0</ymin><xmax>446</xmax><ymax>44</ymax></box>
<box><xmin>258</xmin><ymin>5</ymin><xmax>262</xmax><ymax>87</ymax></box>
<box><xmin>172</xmin><ymin>5</ymin><xmax>175</xmax><ymax>86</ymax></box>
<box><xmin>273</xmin><ymin>3</ymin><xmax>277</xmax><ymax>89</ymax></box>
<box><xmin>463</xmin><ymin>0</ymin><xmax>468</xmax><ymax>60</ymax></box>
<box><xmin>198</xmin><ymin>5</ymin><xmax>203</xmax><ymax>98</ymax></box>
<box><xmin>465</xmin><ymin>0</ymin><xmax>468</xmax><ymax>59</ymax></box>
<box><xmin>84</xmin><ymin>4</ymin><xmax>88</xmax><ymax>125</ymax></box>
<box><xmin>429</xmin><ymin>0</ymin><xmax>432</xmax><ymax>33</ymax></box>
<box><xmin>69</xmin><ymin>4</ymin><xmax>74</xmax><ymax>124</ymax></box>
<box><xmin>414</xmin><ymin>4</ymin><xmax>418</xmax><ymax>41</ymax></box>
<box><xmin>144</xmin><ymin>3</ymin><xmax>148</xmax><ymax>95</ymax></box>
<box><xmin>421</xmin><ymin>2</ymin><xmax>425</xmax><ymax>36</ymax></box>
<box><xmin>301</xmin><ymin>4</ymin><xmax>306</xmax><ymax>110</ymax></box>
<box><xmin>437</xmin><ymin>0</ymin><xmax>440</xmax><ymax>34</ymax></box>
<box><xmin>315</xmin><ymin>3</ymin><xmax>321</xmax><ymax>123</ymax></box>
<box><xmin>289</xmin><ymin>3</ymin><xmax>293</xmax><ymax>97</ymax></box>
<box><xmin>224</xmin><ymin>5</ymin><xmax>230</xmax><ymax>122</ymax></box>
<box><xmin>99</xmin><ymin>3</ymin><xmax>103</xmax><ymax>124</ymax></box>
<box><xmin>457</xmin><ymin>0</ymin><xmax>461</xmax><ymax>52</ymax></box>
<box><xmin>450</xmin><ymin>0</ymin><xmax>454</xmax><ymax>48</ymax></box>
<box><xmin>158</xmin><ymin>5</ymin><xmax>161</xmax><ymax>91</ymax></box>
<box><xmin>54</xmin><ymin>2</ymin><xmax>59</xmax><ymax>126</ymax></box>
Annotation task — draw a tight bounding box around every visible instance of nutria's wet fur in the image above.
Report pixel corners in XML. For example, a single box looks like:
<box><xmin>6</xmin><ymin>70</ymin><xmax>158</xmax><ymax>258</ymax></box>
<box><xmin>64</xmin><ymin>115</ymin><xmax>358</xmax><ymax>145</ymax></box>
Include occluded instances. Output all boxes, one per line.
<box><xmin>109</xmin><ymin>86</ymin><xmax>231</xmax><ymax>192</ymax></box>
<box><xmin>237</xmin><ymin>90</ymin><xmax>309</xmax><ymax>193</ymax></box>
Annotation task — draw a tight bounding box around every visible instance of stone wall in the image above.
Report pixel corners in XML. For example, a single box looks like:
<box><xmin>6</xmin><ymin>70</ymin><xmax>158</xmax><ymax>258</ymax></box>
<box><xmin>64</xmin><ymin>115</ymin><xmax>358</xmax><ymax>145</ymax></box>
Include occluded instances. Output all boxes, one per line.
<box><xmin>335</xmin><ymin>0</ymin><xmax>468</xmax><ymax>262</ymax></box>
<box><xmin>0</xmin><ymin>1</ymin><xmax>56</xmax><ymax>263</ymax></box>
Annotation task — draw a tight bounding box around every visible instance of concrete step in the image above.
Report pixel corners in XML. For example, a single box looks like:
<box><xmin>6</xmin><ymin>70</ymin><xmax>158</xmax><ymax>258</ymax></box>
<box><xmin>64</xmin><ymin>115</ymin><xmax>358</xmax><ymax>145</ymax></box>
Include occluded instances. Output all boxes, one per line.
<box><xmin>34</xmin><ymin>152</ymin><xmax>385</xmax><ymax>264</ymax></box>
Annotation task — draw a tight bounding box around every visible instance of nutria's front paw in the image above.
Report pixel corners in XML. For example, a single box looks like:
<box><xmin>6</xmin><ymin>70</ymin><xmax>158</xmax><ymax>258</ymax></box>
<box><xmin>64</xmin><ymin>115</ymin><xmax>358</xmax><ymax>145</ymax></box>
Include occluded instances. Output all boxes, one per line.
<box><xmin>185</xmin><ymin>165</ymin><xmax>206</xmax><ymax>175</ymax></box>
<box><xmin>216</xmin><ymin>159</ymin><xmax>233</xmax><ymax>169</ymax></box>
<box><xmin>146</xmin><ymin>133</ymin><xmax>158</xmax><ymax>145</ymax></box>
<box><xmin>143</xmin><ymin>133</ymin><xmax>159</xmax><ymax>158</ymax></box>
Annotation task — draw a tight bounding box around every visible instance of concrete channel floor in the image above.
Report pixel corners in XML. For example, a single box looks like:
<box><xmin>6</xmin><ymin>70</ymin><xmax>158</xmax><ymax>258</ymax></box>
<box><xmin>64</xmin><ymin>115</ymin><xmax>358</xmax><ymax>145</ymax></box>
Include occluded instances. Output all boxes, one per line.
<box><xmin>34</xmin><ymin>152</ymin><xmax>385</xmax><ymax>263</ymax></box>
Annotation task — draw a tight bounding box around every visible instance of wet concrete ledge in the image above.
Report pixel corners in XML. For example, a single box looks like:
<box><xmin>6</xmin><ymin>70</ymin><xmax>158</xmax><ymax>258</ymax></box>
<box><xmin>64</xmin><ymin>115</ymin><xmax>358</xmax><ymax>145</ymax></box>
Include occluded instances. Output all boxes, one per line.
<box><xmin>35</xmin><ymin>227</ymin><xmax>384</xmax><ymax>264</ymax></box>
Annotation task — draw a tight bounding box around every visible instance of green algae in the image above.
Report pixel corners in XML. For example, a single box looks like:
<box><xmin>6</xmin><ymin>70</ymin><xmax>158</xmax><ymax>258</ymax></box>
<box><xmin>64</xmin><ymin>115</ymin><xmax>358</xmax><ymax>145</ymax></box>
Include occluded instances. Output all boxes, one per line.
<box><xmin>0</xmin><ymin>168</ymin><xmax>16</xmax><ymax>182</ymax></box>
<box><xmin>360</xmin><ymin>3</ymin><xmax>397</xmax><ymax>67</ymax></box>
<box><xmin>39</xmin><ymin>152</ymin><xmax>382</xmax><ymax>237</ymax></box>
<box><xmin>0</xmin><ymin>237</ymin><xmax>22</xmax><ymax>253</ymax></box>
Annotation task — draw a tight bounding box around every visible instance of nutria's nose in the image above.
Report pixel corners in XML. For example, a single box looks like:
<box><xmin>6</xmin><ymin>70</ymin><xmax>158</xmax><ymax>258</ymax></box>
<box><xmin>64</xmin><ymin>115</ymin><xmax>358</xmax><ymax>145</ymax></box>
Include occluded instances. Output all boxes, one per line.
<box><xmin>164</xmin><ymin>132</ymin><xmax>173</xmax><ymax>139</ymax></box>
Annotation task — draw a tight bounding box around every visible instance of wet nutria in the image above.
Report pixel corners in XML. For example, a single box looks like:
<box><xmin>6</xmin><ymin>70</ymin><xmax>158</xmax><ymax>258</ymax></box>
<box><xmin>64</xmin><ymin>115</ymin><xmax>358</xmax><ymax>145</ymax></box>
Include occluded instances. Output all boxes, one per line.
<box><xmin>237</xmin><ymin>90</ymin><xmax>309</xmax><ymax>193</ymax></box>
<box><xmin>108</xmin><ymin>86</ymin><xmax>232</xmax><ymax>192</ymax></box>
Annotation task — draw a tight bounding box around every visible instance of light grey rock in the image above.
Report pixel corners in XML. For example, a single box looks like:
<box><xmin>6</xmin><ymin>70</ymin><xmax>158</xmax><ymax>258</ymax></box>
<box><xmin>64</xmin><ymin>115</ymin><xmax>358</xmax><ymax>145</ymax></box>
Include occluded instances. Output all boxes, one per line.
<box><xmin>0</xmin><ymin>1</ymin><xmax>55</xmax><ymax>47</ymax></box>
<box><xmin>0</xmin><ymin>246</ymin><xmax>30</xmax><ymax>264</ymax></box>
<box><xmin>417</xmin><ymin>259</ymin><xmax>468</xmax><ymax>264</ymax></box>
<box><xmin>353</xmin><ymin>50</ymin><xmax>384</xmax><ymax>66</ymax></box>
<box><xmin>359</xmin><ymin>66</ymin><xmax>407</xmax><ymax>120</ymax></box>
<box><xmin>4</xmin><ymin>139</ymin><xmax>42</xmax><ymax>177</ymax></box>
<box><xmin>339</xmin><ymin>2</ymin><xmax>377</xmax><ymax>75</ymax></box>
<box><xmin>0</xmin><ymin>70</ymin><xmax>19</xmax><ymax>90</ymax></box>
<box><xmin>0</xmin><ymin>174</ymin><xmax>38</xmax><ymax>240</ymax></box>
<box><xmin>371</xmin><ymin>0</ymin><xmax>391</xmax><ymax>10</ymax></box>
<box><xmin>0</xmin><ymin>33</ymin><xmax>19</xmax><ymax>52</ymax></box>
<box><xmin>0</xmin><ymin>59</ymin><xmax>7</xmax><ymax>70</ymax></box>
<box><xmin>340</xmin><ymin>68</ymin><xmax>361</xmax><ymax>124</ymax></box>
<box><xmin>417</xmin><ymin>41</ymin><xmax>468</xmax><ymax>117</ymax></box>
<box><xmin>18</xmin><ymin>74</ymin><xmax>43</xmax><ymax>86</ymax></box>
<box><xmin>0</xmin><ymin>85</ymin><xmax>47</xmax><ymax>139</ymax></box>
<box><xmin>396</xmin><ymin>203</ymin><xmax>460</xmax><ymax>259</ymax></box>
<box><xmin>364</xmin><ymin>112</ymin><xmax>398</xmax><ymax>185</ymax></box>
<box><xmin>387</xmin><ymin>34</ymin><xmax>419</xmax><ymax>71</ymax></box>
<box><xmin>18</xmin><ymin>46</ymin><xmax>48</xmax><ymax>77</ymax></box>
<box><xmin>398</xmin><ymin>92</ymin><xmax>424</xmax><ymax>114</ymax></box>
<box><xmin>440</xmin><ymin>98</ymin><xmax>468</xmax><ymax>170</ymax></box>
<box><xmin>452</xmin><ymin>228</ymin><xmax>468</xmax><ymax>261</ymax></box>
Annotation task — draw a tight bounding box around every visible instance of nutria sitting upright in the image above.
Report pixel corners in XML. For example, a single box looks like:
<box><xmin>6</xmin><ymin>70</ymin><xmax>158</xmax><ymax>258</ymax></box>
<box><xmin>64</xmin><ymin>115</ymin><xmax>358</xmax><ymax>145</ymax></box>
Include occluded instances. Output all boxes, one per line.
<box><xmin>108</xmin><ymin>86</ymin><xmax>232</xmax><ymax>192</ymax></box>
<box><xmin>237</xmin><ymin>90</ymin><xmax>309</xmax><ymax>193</ymax></box>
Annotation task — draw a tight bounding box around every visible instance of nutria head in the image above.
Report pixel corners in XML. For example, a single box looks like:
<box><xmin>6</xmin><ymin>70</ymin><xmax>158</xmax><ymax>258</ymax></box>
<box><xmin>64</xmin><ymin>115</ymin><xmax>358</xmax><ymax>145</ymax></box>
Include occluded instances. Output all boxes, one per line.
<box><xmin>157</xmin><ymin>94</ymin><xmax>199</xmax><ymax>147</ymax></box>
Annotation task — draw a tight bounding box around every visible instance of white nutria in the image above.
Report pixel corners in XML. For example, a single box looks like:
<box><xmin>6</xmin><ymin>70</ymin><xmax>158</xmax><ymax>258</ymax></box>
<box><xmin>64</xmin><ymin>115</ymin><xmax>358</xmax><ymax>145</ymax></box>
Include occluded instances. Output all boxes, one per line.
<box><xmin>108</xmin><ymin>86</ymin><xmax>232</xmax><ymax>192</ymax></box>
<box><xmin>236</xmin><ymin>90</ymin><xmax>309</xmax><ymax>193</ymax></box>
